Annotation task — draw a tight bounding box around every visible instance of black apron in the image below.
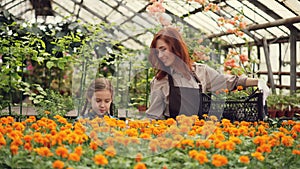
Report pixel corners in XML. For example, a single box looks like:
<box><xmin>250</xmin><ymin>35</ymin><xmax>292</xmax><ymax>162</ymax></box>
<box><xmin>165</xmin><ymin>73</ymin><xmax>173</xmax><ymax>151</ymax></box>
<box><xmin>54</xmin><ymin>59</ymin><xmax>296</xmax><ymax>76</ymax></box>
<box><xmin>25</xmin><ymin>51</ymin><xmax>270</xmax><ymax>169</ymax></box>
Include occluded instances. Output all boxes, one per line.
<box><xmin>168</xmin><ymin>73</ymin><xmax>203</xmax><ymax>119</ymax></box>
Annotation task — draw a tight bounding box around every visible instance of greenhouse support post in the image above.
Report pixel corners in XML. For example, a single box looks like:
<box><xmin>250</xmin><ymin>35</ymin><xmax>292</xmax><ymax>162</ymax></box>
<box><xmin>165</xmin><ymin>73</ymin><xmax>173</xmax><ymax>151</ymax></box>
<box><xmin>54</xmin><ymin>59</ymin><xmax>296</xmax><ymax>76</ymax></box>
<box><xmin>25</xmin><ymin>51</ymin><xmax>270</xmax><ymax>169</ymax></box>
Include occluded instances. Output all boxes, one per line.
<box><xmin>262</xmin><ymin>38</ymin><xmax>275</xmax><ymax>93</ymax></box>
<box><xmin>289</xmin><ymin>28</ymin><xmax>297</xmax><ymax>94</ymax></box>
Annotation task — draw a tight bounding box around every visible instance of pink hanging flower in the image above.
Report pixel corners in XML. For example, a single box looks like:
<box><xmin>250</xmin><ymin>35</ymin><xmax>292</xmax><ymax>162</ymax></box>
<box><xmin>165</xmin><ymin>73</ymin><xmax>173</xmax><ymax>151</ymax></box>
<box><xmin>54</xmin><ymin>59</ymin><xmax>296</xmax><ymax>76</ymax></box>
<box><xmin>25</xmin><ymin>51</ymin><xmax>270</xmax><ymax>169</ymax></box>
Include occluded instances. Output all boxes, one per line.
<box><xmin>224</xmin><ymin>58</ymin><xmax>236</xmax><ymax>69</ymax></box>
<box><xmin>158</xmin><ymin>15</ymin><xmax>171</xmax><ymax>27</ymax></box>
<box><xmin>26</xmin><ymin>61</ymin><xmax>34</xmax><ymax>75</ymax></box>
<box><xmin>239</xmin><ymin>22</ymin><xmax>247</xmax><ymax>29</ymax></box>
<box><xmin>146</xmin><ymin>1</ymin><xmax>165</xmax><ymax>14</ymax></box>
<box><xmin>239</xmin><ymin>54</ymin><xmax>248</xmax><ymax>63</ymax></box>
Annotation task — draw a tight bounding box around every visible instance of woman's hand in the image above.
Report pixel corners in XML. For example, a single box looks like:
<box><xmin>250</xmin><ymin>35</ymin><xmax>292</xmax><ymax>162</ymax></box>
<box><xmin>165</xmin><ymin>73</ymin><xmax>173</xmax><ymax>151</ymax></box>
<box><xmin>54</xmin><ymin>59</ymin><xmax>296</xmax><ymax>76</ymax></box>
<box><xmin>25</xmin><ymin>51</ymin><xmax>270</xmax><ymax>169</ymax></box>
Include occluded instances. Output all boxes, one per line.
<box><xmin>258</xmin><ymin>79</ymin><xmax>270</xmax><ymax>105</ymax></box>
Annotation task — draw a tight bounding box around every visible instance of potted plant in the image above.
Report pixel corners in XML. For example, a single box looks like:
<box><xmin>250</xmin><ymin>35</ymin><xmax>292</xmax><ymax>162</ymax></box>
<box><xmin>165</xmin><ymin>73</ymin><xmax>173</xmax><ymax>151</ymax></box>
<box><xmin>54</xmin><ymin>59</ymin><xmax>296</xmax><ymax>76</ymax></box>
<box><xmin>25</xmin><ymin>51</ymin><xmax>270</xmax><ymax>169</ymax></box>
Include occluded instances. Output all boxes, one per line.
<box><xmin>284</xmin><ymin>93</ymin><xmax>299</xmax><ymax>118</ymax></box>
<box><xmin>267</xmin><ymin>93</ymin><xmax>280</xmax><ymax>118</ymax></box>
<box><xmin>130</xmin><ymin>97</ymin><xmax>147</xmax><ymax>112</ymax></box>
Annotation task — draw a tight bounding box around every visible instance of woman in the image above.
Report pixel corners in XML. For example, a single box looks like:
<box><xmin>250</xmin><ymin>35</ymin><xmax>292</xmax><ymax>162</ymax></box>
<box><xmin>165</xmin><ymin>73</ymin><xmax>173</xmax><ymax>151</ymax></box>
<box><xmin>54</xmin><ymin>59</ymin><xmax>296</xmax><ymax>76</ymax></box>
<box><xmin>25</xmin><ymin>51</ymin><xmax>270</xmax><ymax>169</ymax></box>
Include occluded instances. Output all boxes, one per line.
<box><xmin>146</xmin><ymin>27</ymin><xmax>268</xmax><ymax>120</ymax></box>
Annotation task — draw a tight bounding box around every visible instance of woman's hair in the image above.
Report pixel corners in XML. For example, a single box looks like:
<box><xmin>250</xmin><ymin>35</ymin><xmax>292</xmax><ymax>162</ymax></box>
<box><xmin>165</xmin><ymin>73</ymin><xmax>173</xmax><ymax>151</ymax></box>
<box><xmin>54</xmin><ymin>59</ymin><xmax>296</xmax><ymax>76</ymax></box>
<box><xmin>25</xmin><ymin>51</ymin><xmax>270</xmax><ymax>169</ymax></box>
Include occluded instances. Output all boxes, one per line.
<box><xmin>81</xmin><ymin>78</ymin><xmax>114</xmax><ymax>116</ymax></box>
<box><xmin>148</xmin><ymin>27</ymin><xmax>193</xmax><ymax>80</ymax></box>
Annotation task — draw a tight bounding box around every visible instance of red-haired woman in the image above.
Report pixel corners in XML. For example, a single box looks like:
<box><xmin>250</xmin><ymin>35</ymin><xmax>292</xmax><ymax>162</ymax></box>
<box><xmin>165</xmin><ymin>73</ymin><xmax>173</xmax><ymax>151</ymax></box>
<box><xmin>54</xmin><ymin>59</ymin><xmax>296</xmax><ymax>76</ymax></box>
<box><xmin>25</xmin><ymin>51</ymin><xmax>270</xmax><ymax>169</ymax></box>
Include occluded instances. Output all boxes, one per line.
<box><xmin>146</xmin><ymin>27</ymin><xmax>269</xmax><ymax>120</ymax></box>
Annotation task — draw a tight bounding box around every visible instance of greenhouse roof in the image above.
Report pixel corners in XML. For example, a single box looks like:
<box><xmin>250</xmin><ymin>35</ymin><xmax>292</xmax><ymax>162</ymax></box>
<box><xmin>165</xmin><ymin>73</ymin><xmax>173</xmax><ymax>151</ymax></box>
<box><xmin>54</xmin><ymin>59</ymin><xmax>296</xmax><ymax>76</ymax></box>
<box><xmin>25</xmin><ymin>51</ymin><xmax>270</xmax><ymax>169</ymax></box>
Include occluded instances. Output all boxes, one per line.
<box><xmin>1</xmin><ymin>0</ymin><xmax>300</xmax><ymax>49</ymax></box>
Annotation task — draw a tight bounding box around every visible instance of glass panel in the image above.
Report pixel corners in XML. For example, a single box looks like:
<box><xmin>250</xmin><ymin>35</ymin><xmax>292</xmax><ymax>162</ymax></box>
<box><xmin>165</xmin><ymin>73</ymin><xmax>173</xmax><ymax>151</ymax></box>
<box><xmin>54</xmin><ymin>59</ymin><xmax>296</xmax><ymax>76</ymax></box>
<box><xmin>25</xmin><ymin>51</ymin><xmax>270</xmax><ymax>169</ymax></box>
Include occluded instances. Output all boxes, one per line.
<box><xmin>107</xmin><ymin>10</ymin><xmax>127</xmax><ymax>24</ymax></box>
<box><xmin>137</xmin><ymin>31</ymin><xmax>154</xmax><ymax>47</ymax></box>
<box><xmin>83</xmin><ymin>0</ymin><xmax>113</xmax><ymax>17</ymax></box>
<box><xmin>293</xmin><ymin>23</ymin><xmax>300</xmax><ymax>30</ymax></box>
<box><xmin>258</xmin><ymin>0</ymin><xmax>296</xmax><ymax>18</ymax></box>
<box><xmin>122</xmin><ymin>39</ymin><xmax>144</xmax><ymax>50</ymax></box>
<box><xmin>132</xmin><ymin>14</ymin><xmax>157</xmax><ymax>29</ymax></box>
<box><xmin>118</xmin><ymin>5</ymin><xmax>134</xmax><ymax>17</ymax></box>
<box><xmin>123</xmin><ymin>0</ymin><xmax>148</xmax><ymax>12</ymax></box>
<box><xmin>284</xmin><ymin>0</ymin><xmax>300</xmax><ymax>15</ymax></box>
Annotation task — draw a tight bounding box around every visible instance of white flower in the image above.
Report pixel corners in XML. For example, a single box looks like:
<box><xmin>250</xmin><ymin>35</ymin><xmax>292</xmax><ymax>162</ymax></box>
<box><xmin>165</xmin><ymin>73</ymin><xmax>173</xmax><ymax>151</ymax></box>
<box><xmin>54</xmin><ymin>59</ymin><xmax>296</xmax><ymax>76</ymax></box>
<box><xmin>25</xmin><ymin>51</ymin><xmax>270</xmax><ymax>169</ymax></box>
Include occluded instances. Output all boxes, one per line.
<box><xmin>39</xmin><ymin>25</ymin><xmax>47</xmax><ymax>31</ymax></box>
<box><xmin>22</xmin><ymin>23</ymin><xmax>28</xmax><ymax>28</ymax></box>
<box><xmin>48</xmin><ymin>24</ymin><xmax>53</xmax><ymax>29</ymax></box>
<box><xmin>7</xmin><ymin>30</ymin><xmax>13</xmax><ymax>36</ymax></box>
<box><xmin>106</xmin><ymin>47</ymin><xmax>113</xmax><ymax>53</ymax></box>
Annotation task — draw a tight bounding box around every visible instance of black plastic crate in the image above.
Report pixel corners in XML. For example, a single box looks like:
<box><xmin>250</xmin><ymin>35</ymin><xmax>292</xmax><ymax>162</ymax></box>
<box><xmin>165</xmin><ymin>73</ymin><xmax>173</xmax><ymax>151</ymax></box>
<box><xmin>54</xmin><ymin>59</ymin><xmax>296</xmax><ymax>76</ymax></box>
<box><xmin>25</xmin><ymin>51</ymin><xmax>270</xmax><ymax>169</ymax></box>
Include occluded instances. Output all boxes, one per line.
<box><xmin>200</xmin><ymin>90</ymin><xmax>265</xmax><ymax>122</ymax></box>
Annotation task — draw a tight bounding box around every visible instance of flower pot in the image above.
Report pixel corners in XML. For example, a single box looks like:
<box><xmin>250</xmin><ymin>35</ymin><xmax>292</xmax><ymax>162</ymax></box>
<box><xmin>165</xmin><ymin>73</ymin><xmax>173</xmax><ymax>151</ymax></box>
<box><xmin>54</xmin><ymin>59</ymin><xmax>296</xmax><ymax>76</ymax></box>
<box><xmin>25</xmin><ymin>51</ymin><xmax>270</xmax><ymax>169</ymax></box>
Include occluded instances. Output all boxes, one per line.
<box><xmin>268</xmin><ymin>109</ymin><xmax>277</xmax><ymax>118</ymax></box>
<box><xmin>276</xmin><ymin>110</ymin><xmax>285</xmax><ymax>118</ymax></box>
<box><xmin>285</xmin><ymin>109</ymin><xmax>296</xmax><ymax>118</ymax></box>
<box><xmin>137</xmin><ymin>105</ymin><xmax>147</xmax><ymax>112</ymax></box>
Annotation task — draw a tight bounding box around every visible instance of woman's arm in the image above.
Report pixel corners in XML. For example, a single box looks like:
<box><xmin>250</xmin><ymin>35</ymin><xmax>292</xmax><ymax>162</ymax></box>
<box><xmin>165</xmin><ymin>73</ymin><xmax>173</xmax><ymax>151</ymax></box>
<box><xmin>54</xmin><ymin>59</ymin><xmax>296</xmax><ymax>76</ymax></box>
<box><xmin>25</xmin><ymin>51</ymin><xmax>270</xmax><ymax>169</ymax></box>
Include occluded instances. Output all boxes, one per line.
<box><xmin>145</xmin><ymin>79</ymin><xmax>167</xmax><ymax>120</ymax></box>
<box><xmin>245</xmin><ymin>78</ymin><xmax>259</xmax><ymax>87</ymax></box>
<box><xmin>195</xmin><ymin>63</ymin><xmax>258</xmax><ymax>91</ymax></box>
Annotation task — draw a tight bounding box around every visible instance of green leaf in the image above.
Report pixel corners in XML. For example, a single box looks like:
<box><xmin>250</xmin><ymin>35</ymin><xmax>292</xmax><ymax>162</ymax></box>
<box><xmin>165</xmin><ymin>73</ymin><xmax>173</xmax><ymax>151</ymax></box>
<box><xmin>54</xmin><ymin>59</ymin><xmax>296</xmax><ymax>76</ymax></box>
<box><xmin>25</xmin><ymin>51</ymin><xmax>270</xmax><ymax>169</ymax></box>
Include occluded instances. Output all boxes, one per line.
<box><xmin>33</xmin><ymin>99</ymin><xmax>40</xmax><ymax>104</ymax></box>
<box><xmin>46</xmin><ymin>61</ymin><xmax>55</xmax><ymax>69</ymax></box>
<box><xmin>57</xmin><ymin>61</ymin><xmax>65</xmax><ymax>70</ymax></box>
<box><xmin>36</xmin><ymin>57</ymin><xmax>44</xmax><ymax>64</ymax></box>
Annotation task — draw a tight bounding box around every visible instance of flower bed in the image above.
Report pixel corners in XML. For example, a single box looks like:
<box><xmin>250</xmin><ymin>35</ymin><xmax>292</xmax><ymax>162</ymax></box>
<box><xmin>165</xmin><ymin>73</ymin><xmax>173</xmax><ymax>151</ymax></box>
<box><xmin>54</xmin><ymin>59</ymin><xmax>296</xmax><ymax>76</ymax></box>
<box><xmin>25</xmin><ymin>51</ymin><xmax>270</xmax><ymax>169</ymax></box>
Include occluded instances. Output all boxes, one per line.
<box><xmin>0</xmin><ymin>115</ymin><xmax>299</xmax><ymax>168</ymax></box>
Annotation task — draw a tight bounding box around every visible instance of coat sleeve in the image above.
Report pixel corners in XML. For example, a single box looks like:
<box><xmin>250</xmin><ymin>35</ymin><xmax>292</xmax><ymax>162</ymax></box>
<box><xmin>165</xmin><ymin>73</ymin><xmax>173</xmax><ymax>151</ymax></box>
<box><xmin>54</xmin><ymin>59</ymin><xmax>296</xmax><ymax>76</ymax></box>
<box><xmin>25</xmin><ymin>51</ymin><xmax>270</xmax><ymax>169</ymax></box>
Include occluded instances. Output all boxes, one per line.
<box><xmin>195</xmin><ymin>63</ymin><xmax>247</xmax><ymax>92</ymax></box>
<box><xmin>145</xmin><ymin>78</ymin><xmax>168</xmax><ymax>120</ymax></box>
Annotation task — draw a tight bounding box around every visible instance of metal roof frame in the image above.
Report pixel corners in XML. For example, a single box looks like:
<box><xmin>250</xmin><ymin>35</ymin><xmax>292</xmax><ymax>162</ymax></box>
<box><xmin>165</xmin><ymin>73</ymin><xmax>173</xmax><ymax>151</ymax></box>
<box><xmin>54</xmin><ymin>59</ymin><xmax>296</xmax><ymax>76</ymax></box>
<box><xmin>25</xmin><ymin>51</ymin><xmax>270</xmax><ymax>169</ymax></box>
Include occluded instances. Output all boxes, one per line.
<box><xmin>1</xmin><ymin>0</ymin><xmax>300</xmax><ymax>47</ymax></box>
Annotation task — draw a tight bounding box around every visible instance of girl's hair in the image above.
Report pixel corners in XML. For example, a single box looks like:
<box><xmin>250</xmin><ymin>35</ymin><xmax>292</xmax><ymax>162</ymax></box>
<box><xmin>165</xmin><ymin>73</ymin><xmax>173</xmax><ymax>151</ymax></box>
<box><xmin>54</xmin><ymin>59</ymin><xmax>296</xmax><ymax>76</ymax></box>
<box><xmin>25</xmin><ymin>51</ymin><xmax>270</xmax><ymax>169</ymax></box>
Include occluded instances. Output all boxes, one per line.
<box><xmin>80</xmin><ymin>78</ymin><xmax>114</xmax><ymax>116</ymax></box>
<box><xmin>148</xmin><ymin>27</ymin><xmax>193</xmax><ymax>80</ymax></box>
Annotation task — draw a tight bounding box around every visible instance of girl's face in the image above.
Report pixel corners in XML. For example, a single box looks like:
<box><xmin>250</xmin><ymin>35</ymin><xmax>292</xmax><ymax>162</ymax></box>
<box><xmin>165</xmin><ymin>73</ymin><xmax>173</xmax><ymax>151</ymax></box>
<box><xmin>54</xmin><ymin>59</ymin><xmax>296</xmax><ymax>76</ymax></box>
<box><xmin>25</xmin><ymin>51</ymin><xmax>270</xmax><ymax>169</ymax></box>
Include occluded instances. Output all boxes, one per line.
<box><xmin>90</xmin><ymin>90</ymin><xmax>112</xmax><ymax>116</ymax></box>
<box><xmin>156</xmin><ymin>39</ymin><xmax>176</xmax><ymax>67</ymax></box>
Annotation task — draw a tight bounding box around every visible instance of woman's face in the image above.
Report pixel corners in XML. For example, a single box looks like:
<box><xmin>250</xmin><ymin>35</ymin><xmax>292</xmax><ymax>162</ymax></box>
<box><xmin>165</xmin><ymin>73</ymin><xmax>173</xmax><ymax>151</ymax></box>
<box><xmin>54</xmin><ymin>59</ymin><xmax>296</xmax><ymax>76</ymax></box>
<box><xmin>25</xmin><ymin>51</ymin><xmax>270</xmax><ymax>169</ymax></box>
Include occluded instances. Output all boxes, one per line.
<box><xmin>156</xmin><ymin>39</ymin><xmax>176</xmax><ymax>67</ymax></box>
<box><xmin>90</xmin><ymin>90</ymin><xmax>112</xmax><ymax>116</ymax></box>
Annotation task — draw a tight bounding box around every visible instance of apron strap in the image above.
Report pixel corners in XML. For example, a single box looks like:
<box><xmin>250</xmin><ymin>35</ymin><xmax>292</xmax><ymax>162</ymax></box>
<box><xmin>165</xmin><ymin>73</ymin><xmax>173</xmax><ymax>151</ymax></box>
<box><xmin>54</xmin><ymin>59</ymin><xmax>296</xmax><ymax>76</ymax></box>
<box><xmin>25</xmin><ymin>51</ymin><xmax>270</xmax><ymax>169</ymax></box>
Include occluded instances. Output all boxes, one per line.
<box><xmin>168</xmin><ymin>74</ymin><xmax>181</xmax><ymax>119</ymax></box>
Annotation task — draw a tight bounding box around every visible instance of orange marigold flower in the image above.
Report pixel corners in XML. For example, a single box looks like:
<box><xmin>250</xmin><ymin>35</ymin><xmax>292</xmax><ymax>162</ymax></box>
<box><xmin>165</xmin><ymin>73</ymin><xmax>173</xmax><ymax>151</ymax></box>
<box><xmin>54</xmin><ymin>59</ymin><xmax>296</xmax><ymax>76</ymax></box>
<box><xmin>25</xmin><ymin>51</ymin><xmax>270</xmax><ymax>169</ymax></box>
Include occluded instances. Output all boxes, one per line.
<box><xmin>135</xmin><ymin>153</ymin><xmax>143</xmax><ymax>162</ymax></box>
<box><xmin>237</xmin><ymin>85</ymin><xmax>243</xmax><ymax>90</ymax></box>
<box><xmin>23</xmin><ymin>135</ymin><xmax>33</xmax><ymax>142</ymax></box>
<box><xmin>7</xmin><ymin>116</ymin><xmax>14</xmax><ymax>123</ymax></box>
<box><xmin>223</xmin><ymin>88</ymin><xmax>229</xmax><ymax>93</ymax></box>
<box><xmin>0</xmin><ymin>135</ymin><xmax>7</xmax><ymax>146</ymax></box>
<box><xmin>140</xmin><ymin>133</ymin><xmax>151</xmax><ymax>139</ymax></box>
<box><xmin>257</xmin><ymin>144</ymin><xmax>272</xmax><ymax>153</ymax></box>
<box><xmin>181</xmin><ymin>139</ymin><xmax>194</xmax><ymax>148</ymax></box>
<box><xmin>281</xmin><ymin>136</ymin><xmax>294</xmax><ymax>147</ymax></box>
<box><xmin>94</xmin><ymin>154</ymin><xmax>108</xmax><ymax>165</ymax></box>
<box><xmin>211</xmin><ymin>154</ymin><xmax>228</xmax><ymax>167</ymax></box>
<box><xmin>292</xmin><ymin>149</ymin><xmax>300</xmax><ymax>155</ymax></box>
<box><xmin>31</xmin><ymin>123</ymin><xmax>39</xmax><ymax>130</ymax></box>
<box><xmin>12</xmin><ymin>122</ymin><xmax>25</xmax><ymax>131</ymax></box>
<box><xmin>35</xmin><ymin>147</ymin><xmax>53</xmax><ymax>157</ymax></box>
<box><xmin>134</xmin><ymin>162</ymin><xmax>147</xmax><ymax>169</ymax></box>
<box><xmin>251</xmin><ymin>152</ymin><xmax>264</xmax><ymax>161</ymax></box>
<box><xmin>68</xmin><ymin>152</ymin><xmax>80</xmax><ymax>162</ymax></box>
<box><xmin>0</xmin><ymin>117</ymin><xmax>9</xmax><ymax>124</ymax></box>
<box><xmin>10</xmin><ymin>144</ymin><xmax>18</xmax><ymax>155</ymax></box>
<box><xmin>196</xmin><ymin>153</ymin><xmax>209</xmax><ymax>164</ymax></box>
<box><xmin>239</xmin><ymin>155</ymin><xmax>250</xmax><ymax>164</ymax></box>
<box><xmin>44</xmin><ymin>111</ymin><xmax>51</xmax><ymax>115</ymax></box>
<box><xmin>104</xmin><ymin>146</ymin><xmax>116</xmax><ymax>157</ymax></box>
<box><xmin>75</xmin><ymin>146</ymin><xmax>83</xmax><ymax>156</ymax></box>
<box><xmin>165</xmin><ymin>118</ymin><xmax>176</xmax><ymax>126</ymax></box>
<box><xmin>90</xmin><ymin>141</ymin><xmax>98</xmax><ymax>151</ymax></box>
<box><xmin>196</xmin><ymin>139</ymin><xmax>211</xmax><ymax>148</ymax></box>
<box><xmin>52</xmin><ymin>160</ymin><xmax>64</xmax><ymax>169</ymax></box>
<box><xmin>56</xmin><ymin>146</ymin><xmax>69</xmax><ymax>158</ymax></box>
<box><xmin>229</xmin><ymin>136</ymin><xmax>242</xmax><ymax>144</ymax></box>
<box><xmin>189</xmin><ymin>150</ymin><xmax>198</xmax><ymax>159</ymax></box>
<box><xmin>24</xmin><ymin>142</ymin><xmax>32</xmax><ymax>151</ymax></box>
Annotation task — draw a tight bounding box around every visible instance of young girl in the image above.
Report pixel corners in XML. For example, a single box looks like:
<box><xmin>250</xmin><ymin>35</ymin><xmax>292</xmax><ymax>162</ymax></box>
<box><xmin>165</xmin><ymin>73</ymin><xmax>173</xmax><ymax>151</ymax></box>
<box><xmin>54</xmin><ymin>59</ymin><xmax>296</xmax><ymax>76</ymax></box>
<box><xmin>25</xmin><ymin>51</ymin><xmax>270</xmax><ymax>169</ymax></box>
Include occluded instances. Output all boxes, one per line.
<box><xmin>80</xmin><ymin>78</ymin><xmax>116</xmax><ymax>119</ymax></box>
